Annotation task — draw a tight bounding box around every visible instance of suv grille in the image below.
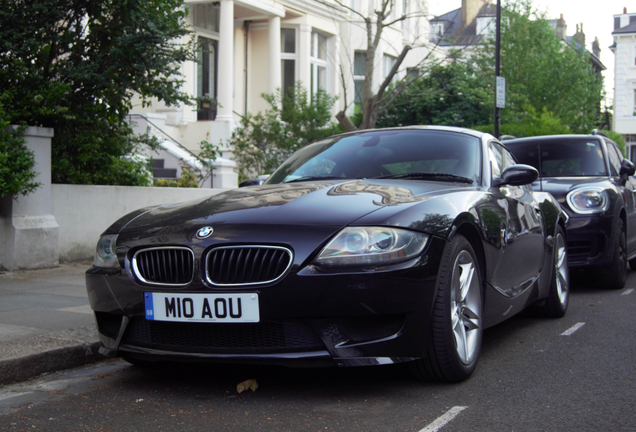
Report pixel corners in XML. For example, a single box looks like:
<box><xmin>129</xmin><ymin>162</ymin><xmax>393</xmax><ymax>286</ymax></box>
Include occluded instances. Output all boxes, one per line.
<box><xmin>205</xmin><ymin>246</ymin><xmax>292</xmax><ymax>286</ymax></box>
<box><xmin>132</xmin><ymin>247</ymin><xmax>195</xmax><ymax>286</ymax></box>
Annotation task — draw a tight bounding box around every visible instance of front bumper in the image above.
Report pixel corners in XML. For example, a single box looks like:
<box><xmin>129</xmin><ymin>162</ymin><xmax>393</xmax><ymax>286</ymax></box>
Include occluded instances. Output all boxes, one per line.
<box><xmin>565</xmin><ymin>213</ymin><xmax>615</xmax><ymax>267</ymax></box>
<box><xmin>86</xmin><ymin>237</ymin><xmax>446</xmax><ymax>367</ymax></box>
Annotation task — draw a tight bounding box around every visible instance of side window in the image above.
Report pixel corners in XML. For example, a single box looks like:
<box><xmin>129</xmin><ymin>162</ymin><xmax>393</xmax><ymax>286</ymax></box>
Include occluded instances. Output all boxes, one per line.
<box><xmin>489</xmin><ymin>142</ymin><xmax>504</xmax><ymax>179</ymax></box>
<box><xmin>606</xmin><ymin>141</ymin><xmax>622</xmax><ymax>176</ymax></box>
<box><xmin>502</xmin><ymin>147</ymin><xmax>517</xmax><ymax>169</ymax></box>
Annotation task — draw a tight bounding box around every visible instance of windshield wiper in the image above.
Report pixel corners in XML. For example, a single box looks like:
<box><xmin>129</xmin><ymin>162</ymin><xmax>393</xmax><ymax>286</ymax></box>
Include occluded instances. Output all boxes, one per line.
<box><xmin>372</xmin><ymin>172</ymin><xmax>474</xmax><ymax>184</ymax></box>
<box><xmin>283</xmin><ymin>175</ymin><xmax>345</xmax><ymax>183</ymax></box>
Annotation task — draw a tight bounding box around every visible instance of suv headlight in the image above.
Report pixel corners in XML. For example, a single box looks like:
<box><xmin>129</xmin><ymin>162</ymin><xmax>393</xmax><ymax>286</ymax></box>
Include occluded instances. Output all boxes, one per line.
<box><xmin>566</xmin><ymin>188</ymin><xmax>608</xmax><ymax>214</ymax></box>
<box><xmin>315</xmin><ymin>227</ymin><xmax>428</xmax><ymax>266</ymax></box>
<box><xmin>94</xmin><ymin>234</ymin><xmax>120</xmax><ymax>268</ymax></box>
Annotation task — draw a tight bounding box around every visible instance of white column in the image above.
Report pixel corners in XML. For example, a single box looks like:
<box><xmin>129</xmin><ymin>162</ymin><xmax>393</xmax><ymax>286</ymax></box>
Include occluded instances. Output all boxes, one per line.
<box><xmin>298</xmin><ymin>24</ymin><xmax>311</xmax><ymax>89</ymax></box>
<box><xmin>268</xmin><ymin>16</ymin><xmax>281</xmax><ymax>94</ymax></box>
<box><xmin>216</xmin><ymin>0</ymin><xmax>234</xmax><ymax>121</ymax></box>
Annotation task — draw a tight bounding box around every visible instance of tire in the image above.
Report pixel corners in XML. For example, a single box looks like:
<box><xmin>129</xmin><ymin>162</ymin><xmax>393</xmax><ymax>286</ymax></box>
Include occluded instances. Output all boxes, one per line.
<box><xmin>604</xmin><ymin>218</ymin><xmax>627</xmax><ymax>290</ymax></box>
<box><xmin>536</xmin><ymin>225</ymin><xmax>569</xmax><ymax>318</ymax></box>
<box><xmin>410</xmin><ymin>234</ymin><xmax>483</xmax><ymax>383</ymax></box>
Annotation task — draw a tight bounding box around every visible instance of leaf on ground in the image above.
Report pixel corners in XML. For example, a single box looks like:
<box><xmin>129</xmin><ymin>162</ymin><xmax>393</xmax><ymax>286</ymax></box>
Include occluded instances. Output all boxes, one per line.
<box><xmin>236</xmin><ymin>379</ymin><xmax>258</xmax><ymax>393</ymax></box>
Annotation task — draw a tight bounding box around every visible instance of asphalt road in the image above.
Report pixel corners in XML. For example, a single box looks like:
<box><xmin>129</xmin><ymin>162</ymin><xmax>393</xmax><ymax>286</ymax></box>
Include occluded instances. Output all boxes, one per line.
<box><xmin>1</xmin><ymin>271</ymin><xmax>635</xmax><ymax>432</ymax></box>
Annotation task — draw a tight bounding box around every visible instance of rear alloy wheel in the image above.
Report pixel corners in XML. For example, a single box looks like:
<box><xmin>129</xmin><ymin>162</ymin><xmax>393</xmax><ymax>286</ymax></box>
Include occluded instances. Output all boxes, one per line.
<box><xmin>537</xmin><ymin>225</ymin><xmax>569</xmax><ymax>317</ymax></box>
<box><xmin>605</xmin><ymin>218</ymin><xmax>627</xmax><ymax>290</ymax></box>
<box><xmin>410</xmin><ymin>235</ymin><xmax>483</xmax><ymax>383</ymax></box>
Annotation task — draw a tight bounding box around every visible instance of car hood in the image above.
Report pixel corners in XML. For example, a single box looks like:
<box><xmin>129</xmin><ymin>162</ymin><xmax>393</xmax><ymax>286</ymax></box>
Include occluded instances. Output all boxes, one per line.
<box><xmin>114</xmin><ymin>179</ymin><xmax>474</xmax><ymax>234</ymax></box>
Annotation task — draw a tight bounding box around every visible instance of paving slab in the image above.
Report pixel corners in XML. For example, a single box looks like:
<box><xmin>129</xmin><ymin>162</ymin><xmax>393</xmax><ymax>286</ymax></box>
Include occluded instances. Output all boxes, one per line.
<box><xmin>0</xmin><ymin>262</ymin><xmax>107</xmax><ymax>386</ymax></box>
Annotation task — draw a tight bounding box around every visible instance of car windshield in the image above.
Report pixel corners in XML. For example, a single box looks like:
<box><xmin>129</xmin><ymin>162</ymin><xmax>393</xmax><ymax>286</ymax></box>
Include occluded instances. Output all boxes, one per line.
<box><xmin>265</xmin><ymin>130</ymin><xmax>481</xmax><ymax>185</ymax></box>
<box><xmin>507</xmin><ymin>138</ymin><xmax>608</xmax><ymax>177</ymax></box>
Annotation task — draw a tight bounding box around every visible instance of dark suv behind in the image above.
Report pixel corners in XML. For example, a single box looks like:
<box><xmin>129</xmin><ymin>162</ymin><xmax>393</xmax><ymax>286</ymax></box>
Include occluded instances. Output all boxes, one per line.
<box><xmin>505</xmin><ymin>131</ymin><xmax>636</xmax><ymax>289</ymax></box>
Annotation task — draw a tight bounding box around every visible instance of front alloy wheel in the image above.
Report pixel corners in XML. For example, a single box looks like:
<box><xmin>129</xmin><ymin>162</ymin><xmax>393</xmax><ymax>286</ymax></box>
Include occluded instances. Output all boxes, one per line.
<box><xmin>410</xmin><ymin>234</ymin><xmax>483</xmax><ymax>382</ymax></box>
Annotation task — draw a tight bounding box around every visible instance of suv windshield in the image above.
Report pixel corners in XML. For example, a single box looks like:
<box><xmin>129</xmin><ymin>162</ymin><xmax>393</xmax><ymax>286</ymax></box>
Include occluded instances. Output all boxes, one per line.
<box><xmin>508</xmin><ymin>138</ymin><xmax>607</xmax><ymax>177</ymax></box>
<box><xmin>265</xmin><ymin>130</ymin><xmax>481</xmax><ymax>185</ymax></box>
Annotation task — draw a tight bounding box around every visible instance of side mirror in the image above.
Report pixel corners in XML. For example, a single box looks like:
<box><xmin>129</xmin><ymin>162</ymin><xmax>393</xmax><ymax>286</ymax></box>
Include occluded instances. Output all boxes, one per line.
<box><xmin>619</xmin><ymin>159</ymin><xmax>635</xmax><ymax>185</ymax></box>
<box><xmin>620</xmin><ymin>159</ymin><xmax>635</xmax><ymax>177</ymax></box>
<box><xmin>492</xmin><ymin>164</ymin><xmax>539</xmax><ymax>187</ymax></box>
<box><xmin>239</xmin><ymin>178</ymin><xmax>264</xmax><ymax>188</ymax></box>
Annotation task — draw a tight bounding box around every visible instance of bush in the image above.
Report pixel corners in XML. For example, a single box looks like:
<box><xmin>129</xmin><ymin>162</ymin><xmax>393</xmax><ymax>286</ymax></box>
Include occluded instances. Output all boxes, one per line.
<box><xmin>0</xmin><ymin>107</ymin><xmax>40</xmax><ymax>198</ymax></box>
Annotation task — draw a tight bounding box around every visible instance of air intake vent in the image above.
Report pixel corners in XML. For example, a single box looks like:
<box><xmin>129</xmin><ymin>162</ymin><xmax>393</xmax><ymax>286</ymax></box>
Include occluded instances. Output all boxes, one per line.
<box><xmin>206</xmin><ymin>246</ymin><xmax>292</xmax><ymax>286</ymax></box>
<box><xmin>132</xmin><ymin>247</ymin><xmax>195</xmax><ymax>286</ymax></box>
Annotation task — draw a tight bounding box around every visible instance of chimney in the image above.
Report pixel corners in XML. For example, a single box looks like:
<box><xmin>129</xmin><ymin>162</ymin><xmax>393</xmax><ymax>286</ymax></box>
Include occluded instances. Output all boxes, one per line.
<box><xmin>573</xmin><ymin>23</ymin><xmax>585</xmax><ymax>47</ymax></box>
<box><xmin>461</xmin><ymin>0</ymin><xmax>488</xmax><ymax>28</ymax></box>
<box><xmin>592</xmin><ymin>36</ymin><xmax>601</xmax><ymax>58</ymax></box>
<box><xmin>555</xmin><ymin>14</ymin><xmax>567</xmax><ymax>40</ymax></box>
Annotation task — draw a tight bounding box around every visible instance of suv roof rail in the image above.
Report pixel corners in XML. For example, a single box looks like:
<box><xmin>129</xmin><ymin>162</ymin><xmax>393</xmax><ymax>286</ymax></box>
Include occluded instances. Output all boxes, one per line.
<box><xmin>592</xmin><ymin>129</ymin><xmax>609</xmax><ymax>138</ymax></box>
<box><xmin>499</xmin><ymin>135</ymin><xmax>517</xmax><ymax>141</ymax></box>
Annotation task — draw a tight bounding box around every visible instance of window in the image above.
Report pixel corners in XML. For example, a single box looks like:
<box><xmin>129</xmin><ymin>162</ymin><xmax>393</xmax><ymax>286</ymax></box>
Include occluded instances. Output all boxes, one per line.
<box><xmin>354</xmin><ymin>51</ymin><xmax>366</xmax><ymax>107</ymax></box>
<box><xmin>476</xmin><ymin>17</ymin><xmax>495</xmax><ymax>37</ymax></box>
<box><xmin>633</xmin><ymin>88</ymin><xmax>636</xmax><ymax>116</ymax></box>
<box><xmin>406</xmin><ymin>67</ymin><xmax>419</xmax><ymax>80</ymax></box>
<box><xmin>383</xmin><ymin>54</ymin><xmax>397</xmax><ymax>80</ymax></box>
<box><xmin>489</xmin><ymin>142</ymin><xmax>505</xmax><ymax>179</ymax></box>
<box><xmin>281</xmin><ymin>28</ymin><xmax>297</xmax><ymax>101</ymax></box>
<box><xmin>192</xmin><ymin>4</ymin><xmax>220</xmax><ymax>33</ymax></box>
<box><xmin>310</xmin><ymin>31</ymin><xmax>328</xmax><ymax>96</ymax></box>
<box><xmin>197</xmin><ymin>36</ymin><xmax>217</xmax><ymax>121</ymax></box>
<box><xmin>607</xmin><ymin>142</ymin><xmax>623</xmax><ymax>176</ymax></box>
<box><xmin>430</xmin><ymin>22</ymin><xmax>444</xmax><ymax>40</ymax></box>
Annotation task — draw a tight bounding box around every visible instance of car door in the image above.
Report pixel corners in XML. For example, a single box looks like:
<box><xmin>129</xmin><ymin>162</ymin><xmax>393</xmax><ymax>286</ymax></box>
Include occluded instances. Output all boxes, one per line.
<box><xmin>487</xmin><ymin>142</ymin><xmax>545</xmax><ymax>295</ymax></box>
<box><xmin>607</xmin><ymin>141</ymin><xmax>636</xmax><ymax>253</ymax></box>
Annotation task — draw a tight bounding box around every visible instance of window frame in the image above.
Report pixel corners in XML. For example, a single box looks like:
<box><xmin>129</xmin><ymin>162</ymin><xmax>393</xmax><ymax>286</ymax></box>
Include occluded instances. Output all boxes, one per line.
<box><xmin>280</xmin><ymin>27</ymin><xmax>298</xmax><ymax>101</ymax></box>
<box><xmin>310</xmin><ymin>30</ymin><xmax>329</xmax><ymax>96</ymax></box>
<box><xmin>353</xmin><ymin>51</ymin><xmax>367</xmax><ymax>107</ymax></box>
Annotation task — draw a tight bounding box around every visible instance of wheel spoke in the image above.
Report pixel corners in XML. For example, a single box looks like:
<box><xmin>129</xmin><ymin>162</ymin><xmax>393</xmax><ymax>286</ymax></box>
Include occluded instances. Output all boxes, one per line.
<box><xmin>458</xmin><ymin>263</ymin><xmax>474</xmax><ymax>302</ymax></box>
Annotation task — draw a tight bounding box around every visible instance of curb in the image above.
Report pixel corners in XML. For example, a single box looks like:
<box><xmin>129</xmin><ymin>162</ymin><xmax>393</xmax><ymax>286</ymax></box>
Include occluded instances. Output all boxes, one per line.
<box><xmin>0</xmin><ymin>341</ymin><xmax>107</xmax><ymax>386</ymax></box>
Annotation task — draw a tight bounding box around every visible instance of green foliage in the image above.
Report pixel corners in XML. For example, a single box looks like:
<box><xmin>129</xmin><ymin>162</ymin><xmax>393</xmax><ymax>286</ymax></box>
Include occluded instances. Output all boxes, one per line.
<box><xmin>229</xmin><ymin>83</ymin><xmax>342</xmax><ymax>182</ymax></box>
<box><xmin>376</xmin><ymin>60</ymin><xmax>491</xmax><ymax>128</ymax></box>
<box><xmin>0</xmin><ymin>107</ymin><xmax>40</xmax><ymax>198</ymax></box>
<box><xmin>472</xmin><ymin>0</ymin><xmax>604</xmax><ymax>133</ymax></box>
<box><xmin>601</xmin><ymin>130</ymin><xmax>626</xmax><ymax>154</ymax></box>
<box><xmin>473</xmin><ymin>106</ymin><xmax>570</xmax><ymax>137</ymax></box>
<box><xmin>0</xmin><ymin>0</ymin><xmax>195</xmax><ymax>185</ymax></box>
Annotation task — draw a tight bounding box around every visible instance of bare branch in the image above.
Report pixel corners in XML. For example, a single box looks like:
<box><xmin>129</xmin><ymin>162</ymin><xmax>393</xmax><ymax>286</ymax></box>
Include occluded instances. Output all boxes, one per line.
<box><xmin>336</xmin><ymin>110</ymin><xmax>358</xmax><ymax>131</ymax></box>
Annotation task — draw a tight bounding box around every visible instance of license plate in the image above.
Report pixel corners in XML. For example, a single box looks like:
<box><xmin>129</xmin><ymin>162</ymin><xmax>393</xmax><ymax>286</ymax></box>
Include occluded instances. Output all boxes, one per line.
<box><xmin>144</xmin><ymin>293</ymin><xmax>259</xmax><ymax>323</ymax></box>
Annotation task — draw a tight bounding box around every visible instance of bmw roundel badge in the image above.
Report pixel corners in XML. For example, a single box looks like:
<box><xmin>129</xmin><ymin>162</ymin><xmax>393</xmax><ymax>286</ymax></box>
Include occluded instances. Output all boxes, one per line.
<box><xmin>196</xmin><ymin>226</ymin><xmax>214</xmax><ymax>239</ymax></box>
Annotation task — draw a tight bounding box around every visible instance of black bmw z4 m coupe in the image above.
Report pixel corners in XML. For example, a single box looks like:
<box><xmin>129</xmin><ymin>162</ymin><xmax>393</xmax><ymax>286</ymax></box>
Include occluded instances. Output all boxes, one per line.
<box><xmin>87</xmin><ymin>126</ymin><xmax>568</xmax><ymax>382</ymax></box>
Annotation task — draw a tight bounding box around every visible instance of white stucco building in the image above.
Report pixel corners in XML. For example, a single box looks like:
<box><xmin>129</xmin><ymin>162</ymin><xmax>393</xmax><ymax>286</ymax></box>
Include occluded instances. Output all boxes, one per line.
<box><xmin>611</xmin><ymin>8</ymin><xmax>636</xmax><ymax>161</ymax></box>
<box><xmin>129</xmin><ymin>0</ymin><xmax>440</xmax><ymax>188</ymax></box>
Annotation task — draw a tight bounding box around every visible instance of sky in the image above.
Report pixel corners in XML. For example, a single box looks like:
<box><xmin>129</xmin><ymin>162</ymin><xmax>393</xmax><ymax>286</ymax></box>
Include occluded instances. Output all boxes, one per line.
<box><xmin>428</xmin><ymin>0</ymin><xmax>631</xmax><ymax>107</ymax></box>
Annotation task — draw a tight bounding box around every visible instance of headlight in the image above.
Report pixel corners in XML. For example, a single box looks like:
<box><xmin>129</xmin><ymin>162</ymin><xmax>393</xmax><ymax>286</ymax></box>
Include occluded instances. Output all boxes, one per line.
<box><xmin>566</xmin><ymin>188</ymin><xmax>608</xmax><ymax>214</ymax></box>
<box><xmin>315</xmin><ymin>227</ymin><xmax>428</xmax><ymax>266</ymax></box>
<box><xmin>94</xmin><ymin>234</ymin><xmax>120</xmax><ymax>268</ymax></box>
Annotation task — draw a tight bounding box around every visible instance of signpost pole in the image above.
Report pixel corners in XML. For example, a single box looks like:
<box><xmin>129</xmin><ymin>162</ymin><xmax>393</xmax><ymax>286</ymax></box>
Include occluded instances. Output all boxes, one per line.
<box><xmin>494</xmin><ymin>0</ymin><xmax>502</xmax><ymax>138</ymax></box>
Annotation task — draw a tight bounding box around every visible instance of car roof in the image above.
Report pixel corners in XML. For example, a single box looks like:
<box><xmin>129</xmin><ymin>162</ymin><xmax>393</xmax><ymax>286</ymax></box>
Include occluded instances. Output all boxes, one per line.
<box><xmin>504</xmin><ymin>134</ymin><xmax>604</xmax><ymax>146</ymax></box>
<box><xmin>333</xmin><ymin>126</ymin><xmax>493</xmax><ymax>141</ymax></box>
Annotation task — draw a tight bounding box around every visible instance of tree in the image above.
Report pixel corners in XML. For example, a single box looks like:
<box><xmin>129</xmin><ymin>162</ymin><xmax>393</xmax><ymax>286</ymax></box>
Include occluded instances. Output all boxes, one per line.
<box><xmin>0</xmin><ymin>0</ymin><xmax>194</xmax><ymax>185</ymax></box>
<box><xmin>472</xmin><ymin>0</ymin><xmax>603</xmax><ymax>133</ymax></box>
<box><xmin>0</xmin><ymin>103</ymin><xmax>40</xmax><ymax>198</ymax></box>
<box><xmin>375</xmin><ymin>59</ymin><xmax>491</xmax><ymax>128</ymax></box>
<box><xmin>331</xmin><ymin>0</ymin><xmax>442</xmax><ymax>131</ymax></box>
<box><xmin>229</xmin><ymin>83</ymin><xmax>341</xmax><ymax>182</ymax></box>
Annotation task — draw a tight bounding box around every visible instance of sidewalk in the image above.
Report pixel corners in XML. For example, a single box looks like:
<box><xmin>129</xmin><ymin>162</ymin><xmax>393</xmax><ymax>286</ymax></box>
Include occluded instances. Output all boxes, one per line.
<box><xmin>0</xmin><ymin>262</ymin><xmax>105</xmax><ymax>386</ymax></box>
